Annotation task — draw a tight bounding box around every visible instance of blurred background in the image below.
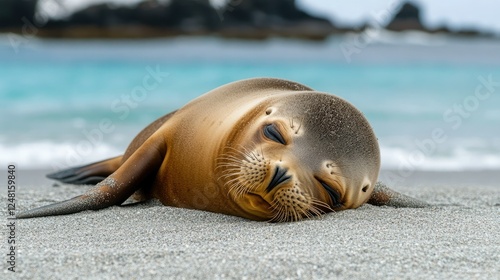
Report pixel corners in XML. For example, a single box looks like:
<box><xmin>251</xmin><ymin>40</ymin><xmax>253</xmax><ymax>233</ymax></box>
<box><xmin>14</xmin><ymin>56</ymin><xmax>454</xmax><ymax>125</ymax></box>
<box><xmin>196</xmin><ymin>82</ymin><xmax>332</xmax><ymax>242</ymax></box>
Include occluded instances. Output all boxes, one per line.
<box><xmin>1</xmin><ymin>0</ymin><xmax>499</xmax><ymax>174</ymax></box>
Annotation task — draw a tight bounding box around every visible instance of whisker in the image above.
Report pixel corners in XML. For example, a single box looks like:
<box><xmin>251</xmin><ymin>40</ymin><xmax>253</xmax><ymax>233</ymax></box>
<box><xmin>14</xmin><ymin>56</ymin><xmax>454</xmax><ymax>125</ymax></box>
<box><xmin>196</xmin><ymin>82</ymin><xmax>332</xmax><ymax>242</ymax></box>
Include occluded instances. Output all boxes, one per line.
<box><xmin>217</xmin><ymin>143</ymin><xmax>271</xmax><ymax>204</ymax></box>
<box><xmin>310</xmin><ymin>198</ymin><xmax>333</xmax><ymax>211</ymax></box>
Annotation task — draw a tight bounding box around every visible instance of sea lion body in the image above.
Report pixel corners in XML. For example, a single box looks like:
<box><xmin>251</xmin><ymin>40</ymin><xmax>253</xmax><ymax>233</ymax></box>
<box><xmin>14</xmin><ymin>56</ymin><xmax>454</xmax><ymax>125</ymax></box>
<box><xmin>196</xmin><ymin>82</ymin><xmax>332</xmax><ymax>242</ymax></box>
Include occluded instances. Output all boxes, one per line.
<box><xmin>17</xmin><ymin>78</ymin><xmax>428</xmax><ymax>221</ymax></box>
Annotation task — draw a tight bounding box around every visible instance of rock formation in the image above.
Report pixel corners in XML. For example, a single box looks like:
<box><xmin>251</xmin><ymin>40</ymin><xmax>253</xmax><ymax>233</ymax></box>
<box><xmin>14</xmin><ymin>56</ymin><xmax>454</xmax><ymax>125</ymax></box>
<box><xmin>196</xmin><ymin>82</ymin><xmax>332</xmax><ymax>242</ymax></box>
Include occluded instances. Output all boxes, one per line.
<box><xmin>0</xmin><ymin>0</ymin><xmax>493</xmax><ymax>39</ymax></box>
<box><xmin>0</xmin><ymin>0</ymin><xmax>38</xmax><ymax>28</ymax></box>
<box><xmin>385</xmin><ymin>2</ymin><xmax>425</xmax><ymax>31</ymax></box>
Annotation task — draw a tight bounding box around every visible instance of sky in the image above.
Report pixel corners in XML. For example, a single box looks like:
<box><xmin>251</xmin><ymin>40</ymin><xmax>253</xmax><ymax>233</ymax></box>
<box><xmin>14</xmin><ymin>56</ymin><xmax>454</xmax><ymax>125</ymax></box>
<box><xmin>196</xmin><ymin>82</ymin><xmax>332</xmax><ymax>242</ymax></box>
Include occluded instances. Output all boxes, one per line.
<box><xmin>38</xmin><ymin>0</ymin><xmax>500</xmax><ymax>33</ymax></box>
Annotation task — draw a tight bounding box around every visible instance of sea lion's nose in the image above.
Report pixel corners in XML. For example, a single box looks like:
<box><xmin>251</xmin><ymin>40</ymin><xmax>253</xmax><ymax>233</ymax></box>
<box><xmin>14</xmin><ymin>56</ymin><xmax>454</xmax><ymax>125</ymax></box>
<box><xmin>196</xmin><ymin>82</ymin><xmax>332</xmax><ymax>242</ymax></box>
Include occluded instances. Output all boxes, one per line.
<box><xmin>266</xmin><ymin>166</ymin><xmax>291</xmax><ymax>192</ymax></box>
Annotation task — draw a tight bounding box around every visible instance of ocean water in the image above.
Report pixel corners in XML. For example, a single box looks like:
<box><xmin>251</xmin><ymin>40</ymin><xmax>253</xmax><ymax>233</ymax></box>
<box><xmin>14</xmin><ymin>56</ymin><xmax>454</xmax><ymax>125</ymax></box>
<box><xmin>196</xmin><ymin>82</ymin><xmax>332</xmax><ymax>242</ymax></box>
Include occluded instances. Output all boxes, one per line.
<box><xmin>1</xmin><ymin>33</ymin><xmax>499</xmax><ymax>171</ymax></box>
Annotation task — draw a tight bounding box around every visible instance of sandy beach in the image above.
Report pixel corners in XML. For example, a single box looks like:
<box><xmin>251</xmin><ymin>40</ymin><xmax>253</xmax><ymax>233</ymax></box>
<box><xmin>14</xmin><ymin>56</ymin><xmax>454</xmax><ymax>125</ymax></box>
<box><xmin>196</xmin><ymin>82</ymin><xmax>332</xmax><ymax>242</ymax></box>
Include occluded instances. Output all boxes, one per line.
<box><xmin>3</xmin><ymin>169</ymin><xmax>499</xmax><ymax>279</ymax></box>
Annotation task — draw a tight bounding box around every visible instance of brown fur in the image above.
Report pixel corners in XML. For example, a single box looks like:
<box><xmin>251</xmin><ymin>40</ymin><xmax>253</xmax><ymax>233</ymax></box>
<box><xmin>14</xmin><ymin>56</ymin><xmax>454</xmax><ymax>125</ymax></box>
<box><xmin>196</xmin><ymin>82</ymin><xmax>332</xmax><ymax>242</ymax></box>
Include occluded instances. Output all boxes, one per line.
<box><xmin>18</xmin><ymin>78</ymin><xmax>427</xmax><ymax>221</ymax></box>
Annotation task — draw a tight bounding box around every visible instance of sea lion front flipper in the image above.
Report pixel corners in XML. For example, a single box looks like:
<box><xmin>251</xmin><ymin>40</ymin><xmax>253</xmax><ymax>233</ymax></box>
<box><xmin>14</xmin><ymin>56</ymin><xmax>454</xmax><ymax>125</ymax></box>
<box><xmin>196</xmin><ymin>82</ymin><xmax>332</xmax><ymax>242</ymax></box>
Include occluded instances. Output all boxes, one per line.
<box><xmin>17</xmin><ymin>135</ymin><xmax>167</xmax><ymax>219</ymax></box>
<box><xmin>367</xmin><ymin>181</ymin><xmax>430</xmax><ymax>208</ymax></box>
<box><xmin>46</xmin><ymin>156</ymin><xmax>123</xmax><ymax>185</ymax></box>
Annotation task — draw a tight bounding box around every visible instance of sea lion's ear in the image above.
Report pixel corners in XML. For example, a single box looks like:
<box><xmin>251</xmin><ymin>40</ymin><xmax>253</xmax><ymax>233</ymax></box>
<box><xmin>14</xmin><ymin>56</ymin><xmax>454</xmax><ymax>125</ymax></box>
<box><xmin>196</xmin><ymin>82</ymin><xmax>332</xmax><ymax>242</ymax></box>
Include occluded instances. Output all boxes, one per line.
<box><xmin>367</xmin><ymin>182</ymin><xmax>430</xmax><ymax>208</ymax></box>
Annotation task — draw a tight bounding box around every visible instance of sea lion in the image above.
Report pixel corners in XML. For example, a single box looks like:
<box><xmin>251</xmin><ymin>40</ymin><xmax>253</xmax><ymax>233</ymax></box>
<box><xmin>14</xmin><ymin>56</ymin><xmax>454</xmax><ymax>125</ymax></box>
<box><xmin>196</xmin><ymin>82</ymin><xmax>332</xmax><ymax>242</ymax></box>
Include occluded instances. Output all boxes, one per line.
<box><xmin>17</xmin><ymin>78</ymin><xmax>428</xmax><ymax>222</ymax></box>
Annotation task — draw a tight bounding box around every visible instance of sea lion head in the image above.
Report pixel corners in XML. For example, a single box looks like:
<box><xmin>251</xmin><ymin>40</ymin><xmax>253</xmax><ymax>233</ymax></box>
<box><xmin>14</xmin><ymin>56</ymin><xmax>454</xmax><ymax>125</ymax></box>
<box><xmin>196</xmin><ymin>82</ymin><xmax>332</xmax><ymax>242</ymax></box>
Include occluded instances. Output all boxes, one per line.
<box><xmin>217</xmin><ymin>91</ymin><xmax>380</xmax><ymax>222</ymax></box>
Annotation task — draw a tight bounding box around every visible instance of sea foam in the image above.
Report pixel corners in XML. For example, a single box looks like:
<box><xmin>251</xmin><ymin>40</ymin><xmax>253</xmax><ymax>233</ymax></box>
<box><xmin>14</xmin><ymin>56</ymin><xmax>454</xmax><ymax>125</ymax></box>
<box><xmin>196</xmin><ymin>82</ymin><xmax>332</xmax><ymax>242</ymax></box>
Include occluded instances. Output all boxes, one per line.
<box><xmin>1</xmin><ymin>141</ymin><xmax>499</xmax><ymax>171</ymax></box>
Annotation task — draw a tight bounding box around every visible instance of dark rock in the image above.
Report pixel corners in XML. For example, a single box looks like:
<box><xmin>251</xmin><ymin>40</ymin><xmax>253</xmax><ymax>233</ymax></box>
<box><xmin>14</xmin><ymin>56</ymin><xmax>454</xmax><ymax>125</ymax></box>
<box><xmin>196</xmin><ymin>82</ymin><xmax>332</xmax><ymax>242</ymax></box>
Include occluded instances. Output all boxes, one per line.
<box><xmin>42</xmin><ymin>0</ymin><xmax>334</xmax><ymax>39</ymax></box>
<box><xmin>164</xmin><ymin>0</ymin><xmax>220</xmax><ymax>31</ymax></box>
<box><xmin>220</xmin><ymin>0</ymin><xmax>332</xmax><ymax>28</ymax></box>
<box><xmin>384</xmin><ymin>2</ymin><xmax>493</xmax><ymax>37</ymax></box>
<box><xmin>386</xmin><ymin>2</ymin><xmax>426</xmax><ymax>31</ymax></box>
<box><xmin>14</xmin><ymin>0</ymin><xmax>491</xmax><ymax>39</ymax></box>
<box><xmin>0</xmin><ymin>0</ymin><xmax>38</xmax><ymax>28</ymax></box>
<box><xmin>215</xmin><ymin>0</ymin><xmax>335</xmax><ymax>39</ymax></box>
<box><xmin>48</xmin><ymin>0</ymin><xmax>219</xmax><ymax>31</ymax></box>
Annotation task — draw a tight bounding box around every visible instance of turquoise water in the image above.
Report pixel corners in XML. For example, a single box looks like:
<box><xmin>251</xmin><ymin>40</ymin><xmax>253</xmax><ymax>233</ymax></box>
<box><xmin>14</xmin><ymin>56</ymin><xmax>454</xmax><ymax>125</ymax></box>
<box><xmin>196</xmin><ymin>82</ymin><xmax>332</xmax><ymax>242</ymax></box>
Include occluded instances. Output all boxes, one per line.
<box><xmin>1</xmin><ymin>35</ymin><xmax>499</xmax><ymax>170</ymax></box>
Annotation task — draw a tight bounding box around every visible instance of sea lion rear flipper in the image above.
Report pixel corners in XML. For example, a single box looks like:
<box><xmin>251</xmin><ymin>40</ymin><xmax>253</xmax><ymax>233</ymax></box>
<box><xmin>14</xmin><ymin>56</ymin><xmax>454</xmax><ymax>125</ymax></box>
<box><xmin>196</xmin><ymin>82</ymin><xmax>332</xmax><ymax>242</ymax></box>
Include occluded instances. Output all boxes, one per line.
<box><xmin>17</xmin><ymin>136</ymin><xmax>167</xmax><ymax>219</ymax></box>
<box><xmin>47</xmin><ymin>156</ymin><xmax>123</xmax><ymax>185</ymax></box>
<box><xmin>367</xmin><ymin>181</ymin><xmax>430</xmax><ymax>208</ymax></box>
